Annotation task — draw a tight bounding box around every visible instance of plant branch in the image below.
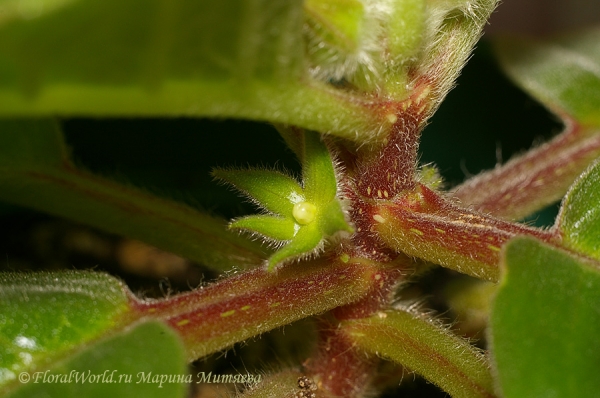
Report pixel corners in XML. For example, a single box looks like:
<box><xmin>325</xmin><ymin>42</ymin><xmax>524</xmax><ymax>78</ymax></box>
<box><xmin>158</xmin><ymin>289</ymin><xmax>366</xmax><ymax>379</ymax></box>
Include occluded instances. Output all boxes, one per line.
<box><xmin>131</xmin><ymin>257</ymin><xmax>375</xmax><ymax>361</ymax></box>
<box><xmin>452</xmin><ymin>123</ymin><xmax>600</xmax><ymax>221</ymax></box>
<box><xmin>300</xmin><ymin>257</ymin><xmax>410</xmax><ymax>397</ymax></box>
<box><xmin>375</xmin><ymin>183</ymin><xmax>558</xmax><ymax>281</ymax></box>
<box><xmin>305</xmin><ymin>317</ymin><xmax>378</xmax><ymax>398</ymax></box>
<box><xmin>342</xmin><ymin>308</ymin><xmax>496</xmax><ymax>398</ymax></box>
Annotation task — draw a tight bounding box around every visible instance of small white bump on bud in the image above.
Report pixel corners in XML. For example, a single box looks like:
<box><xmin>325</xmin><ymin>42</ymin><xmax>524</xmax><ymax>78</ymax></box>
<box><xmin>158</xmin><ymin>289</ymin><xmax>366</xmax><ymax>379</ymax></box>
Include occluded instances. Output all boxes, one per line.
<box><xmin>293</xmin><ymin>201</ymin><xmax>317</xmax><ymax>225</ymax></box>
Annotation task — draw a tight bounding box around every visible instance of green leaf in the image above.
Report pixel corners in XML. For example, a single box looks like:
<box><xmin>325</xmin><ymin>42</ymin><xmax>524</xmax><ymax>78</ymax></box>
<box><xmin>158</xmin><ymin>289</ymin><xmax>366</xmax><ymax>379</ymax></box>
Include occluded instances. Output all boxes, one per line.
<box><xmin>302</xmin><ymin>131</ymin><xmax>337</xmax><ymax>204</ymax></box>
<box><xmin>343</xmin><ymin>308</ymin><xmax>494</xmax><ymax>398</ymax></box>
<box><xmin>0</xmin><ymin>271</ymin><xmax>130</xmax><ymax>389</ymax></box>
<box><xmin>0</xmin><ymin>0</ymin><xmax>382</xmax><ymax>142</ymax></box>
<box><xmin>557</xmin><ymin>160</ymin><xmax>600</xmax><ymax>260</ymax></box>
<box><xmin>489</xmin><ymin>236</ymin><xmax>600</xmax><ymax>397</ymax></box>
<box><xmin>0</xmin><ymin>120</ymin><xmax>268</xmax><ymax>271</ymax></box>
<box><xmin>266</xmin><ymin>224</ymin><xmax>323</xmax><ymax>270</ymax></box>
<box><xmin>318</xmin><ymin>200</ymin><xmax>351</xmax><ymax>236</ymax></box>
<box><xmin>304</xmin><ymin>0</ymin><xmax>365</xmax><ymax>54</ymax></box>
<box><xmin>0</xmin><ymin>119</ymin><xmax>67</xmax><ymax>166</ymax></box>
<box><xmin>494</xmin><ymin>28</ymin><xmax>600</xmax><ymax>127</ymax></box>
<box><xmin>212</xmin><ymin>168</ymin><xmax>304</xmax><ymax>216</ymax></box>
<box><xmin>4</xmin><ymin>320</ymin><xmax>187</xmax><ymax>398</ymax></box>
<box><xmin>0</xmin><ymin>0</ymin><xmax>501</xmax><ymax>143</ymax></box>
<box><xmin>387</xmin><ymin>0</ymin><xmax>424</xmax><ymax>61</ymax></box>
<box><xmin>216</xmin><ymin>130</ymin><xmax>351</xmax><ymax>270</ymax></box>
<box><xmin>230</xmin><ymin>215</ymin><xmax>296</xmax><ymax>241</ymax></box>
<box><xmin>301</xmin><ymin>132</ymin><xmax>352</xmax><ymax>240</ymax></box>
<box><xmin>304</xmin><ymin>0</ymin><xmax>425</xmax><ymax>94</ymax></box>
<box><xmin>0</xmin><ymin>0</ymin><xmax>303</xmax><ymax>92</ymax></box>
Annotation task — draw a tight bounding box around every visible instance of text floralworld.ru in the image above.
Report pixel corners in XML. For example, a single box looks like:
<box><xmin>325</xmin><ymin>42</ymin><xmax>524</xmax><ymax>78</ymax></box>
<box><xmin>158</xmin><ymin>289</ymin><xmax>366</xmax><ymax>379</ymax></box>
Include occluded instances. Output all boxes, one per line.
<box><xmin>21</xmin><ymin>370</ymin><xmax>262</xmax><ymax>388</ymax></box>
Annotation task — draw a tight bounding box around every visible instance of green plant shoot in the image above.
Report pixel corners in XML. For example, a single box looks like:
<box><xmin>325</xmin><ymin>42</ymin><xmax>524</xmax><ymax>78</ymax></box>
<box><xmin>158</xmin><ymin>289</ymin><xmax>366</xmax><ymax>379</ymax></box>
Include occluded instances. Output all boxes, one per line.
<box><xmin>213</xmin><ymin>130</ymin><xmax>352</xmax><ymax>270</ymax></box>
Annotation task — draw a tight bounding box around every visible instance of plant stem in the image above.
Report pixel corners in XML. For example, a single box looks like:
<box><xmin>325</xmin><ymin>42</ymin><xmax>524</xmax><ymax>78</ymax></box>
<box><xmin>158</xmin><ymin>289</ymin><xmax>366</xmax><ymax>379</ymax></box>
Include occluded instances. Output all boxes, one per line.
<box><xmin>0</xmin><ymin>120</ymin><xmax>268</xmax><ymax>271</ymax></box>
<box><xmin>343</xmin><ymin>309</ymin><xmax>496</xmax><ymax>398</ymax></box>
<box><xmin>305</xmin><ymin>317</ymin><xmax>378</xmax><ymax>398</ymax></box>
<box><xmin>375</xmin><ymin>183</ymin><xmax>558</xmax><ymax>281</ymax></box>
<box><xmin>452</xmin><ymin>122</ymin><xmax>600</xmax><ymax>221</ymax></box>
<box><xmin>303</xmin><ymin>258</ymin><xmax>410</xmax><ymax>397</ymax></box>
<box><xmin>130</xmin><ymin>257</ymin><xmax>375</xmax><ymax>361</ymax></box>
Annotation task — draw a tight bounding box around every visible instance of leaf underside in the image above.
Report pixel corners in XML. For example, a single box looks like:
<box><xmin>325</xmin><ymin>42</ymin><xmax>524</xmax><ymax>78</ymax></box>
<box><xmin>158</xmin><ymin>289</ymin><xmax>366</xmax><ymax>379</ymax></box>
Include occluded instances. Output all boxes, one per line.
<box><xmin>490</xmin><ymin>237</ymin><xmax>600</xmax><ymax>397</ymax></box>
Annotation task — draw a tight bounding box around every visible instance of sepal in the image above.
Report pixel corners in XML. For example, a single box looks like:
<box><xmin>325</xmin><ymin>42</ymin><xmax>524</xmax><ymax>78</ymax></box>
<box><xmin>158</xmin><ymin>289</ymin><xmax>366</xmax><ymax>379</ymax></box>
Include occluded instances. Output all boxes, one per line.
<box><xmin>212</xmin><ymin>168</ymin><xmax>304</xmax><ymax>216</ymax></box>
<box><xmin>230</xmin><ymin>215</ymin><xmax>297</xmax><ymax>242</ymax></box>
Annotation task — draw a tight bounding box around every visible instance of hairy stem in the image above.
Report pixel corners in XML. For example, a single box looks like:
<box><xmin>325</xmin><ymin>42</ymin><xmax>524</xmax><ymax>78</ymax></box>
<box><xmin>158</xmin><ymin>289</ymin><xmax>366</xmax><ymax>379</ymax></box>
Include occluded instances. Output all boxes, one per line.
<box><xmin>343</xmin><ymin>309</ymin><xmax>496</xmax><ymax>398</ymax></box>
<box><xmin>131</xmin><ymin>257</ymin><xmax>375</xmax><ymax>361</ymax></box>
<box><xmin>452</xmin><ymin>123</ymin><xmax>600</xmax><ymax>221</ymax></box>
<box><xmin>375</xmin><ymin>183</ymin><xmax>558</xmax><ymax>281</ymax></box>
<box><xmin>305</xmin><ymin>317</ymin><xmax>378</xmax><ymax>398</ymax></box>
<box><xmin>302</xmin><ymin>258</ymin><xmax>409</xmax><ymax>397</ymax></box>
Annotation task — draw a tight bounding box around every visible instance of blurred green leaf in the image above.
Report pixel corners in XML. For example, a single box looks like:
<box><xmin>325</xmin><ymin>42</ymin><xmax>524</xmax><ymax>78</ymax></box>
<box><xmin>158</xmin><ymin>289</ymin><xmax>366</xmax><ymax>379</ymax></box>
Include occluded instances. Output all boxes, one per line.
<box><xmin>557</xmin><ymin>160</ymin><xmax>600</xmax><ymax>260</ymax></box>
<box><xmin>0</xmin><ymin>0</ymin><xmax>379</xmax><ymax>141</ymax></box>
<box><xmin>494</xmin><ymin>28</ymin><xmax>600</xmax><ymax>126</ymax></box>
<box><xmin>0</xmin><ymin>0</ymin><xmax>502</xmax><ymax>143</ymax></box>
<box><xmin>0</xmin><ymin>120</ymin><xmax>268</xmax><ymax>271</ymax></box>
<box><xmin>0</xmin><ymin>271</ymin><xmax>130</xmax><ymax>390</ymax></box>
<box><xmin>4</xmin><ymin>320</ymin><xmax>187</xmax><ymax>398</ymax></box>
<box><xmin>0</xmin><ymin>0</ymin><xmax>303</xmax><ymax>92</ymax></box>
<box><xmin>0</xmin><ymin>119</ymin><xmax>67</xmax><ymax>166</ymax></box>
<box><xmin>490</xmin><ymin>237</ymin><xmax>600</xmax><ymax>397</ymax></box>
<box><xmin>304</xmin><ymin>0</ymin><xmax>365</xmax><ymax>54</ymax></box>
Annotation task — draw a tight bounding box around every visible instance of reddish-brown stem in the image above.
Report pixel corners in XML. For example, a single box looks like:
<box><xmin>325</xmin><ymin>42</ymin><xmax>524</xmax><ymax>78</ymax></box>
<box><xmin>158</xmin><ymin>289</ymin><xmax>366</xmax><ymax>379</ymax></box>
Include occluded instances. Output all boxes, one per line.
<box><xmin>129</xmin><ymin>257</ymin><xmax>375</xmax><ymax>361</ymax></box>
<box><xmin>376</xmin><ymin>183</ymin><xmax>559</xmax><ymax>281</ymax></box>
<box><xmin>332</xmin><ymin>257</ymin><xmax>410</xmax><ymax>320</ymax></box>
<box><xmin>289</xmin><ymin>10</ymin><xmax>504</xmax><ymax>397</ymax></box>
<box><xmin>345</xmin><ymin>186</ymin><xmax>402</xmax><ymax>262</ymax></box>
<box><xmin>305</xmin><ymin>317</ymin><xmax>378</xmax><ymax>398</ymax></box>
<box><xmin>355</xmin><ymin>84</ymin><xmax>433</xmax><ymax>200</ymax></box>
<box><xmin>301</xmin><ymin>259</ymin><xmax>411</xmax><ymax>397</ymax></box>
<box><xmin>298</xmin><ymin>81</ymin><xmax>453</xmax><ymax>398</ymax></box>
<box><xmin>452</xmin><ymin>122</ymin><xmax>600</xmax><ymax>220</ymax></box>
<box><xmin>337</xmin><ymin>85</ymin><xmax>434</xmax><ymax>264</ymax></box>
